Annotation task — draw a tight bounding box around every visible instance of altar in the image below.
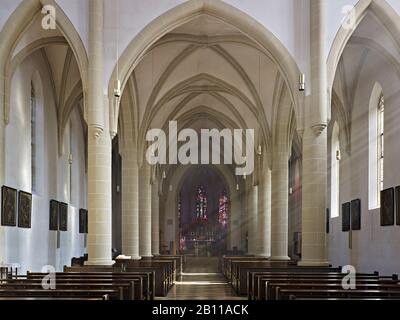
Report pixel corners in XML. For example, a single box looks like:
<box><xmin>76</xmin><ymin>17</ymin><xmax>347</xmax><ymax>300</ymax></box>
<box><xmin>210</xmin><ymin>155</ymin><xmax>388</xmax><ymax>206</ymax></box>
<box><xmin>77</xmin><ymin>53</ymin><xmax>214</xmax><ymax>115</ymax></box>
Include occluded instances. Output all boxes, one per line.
<box><xmin>186</xmin><ymin>240</ymin><xmax>215</xmax><ymax>257</ymax></box>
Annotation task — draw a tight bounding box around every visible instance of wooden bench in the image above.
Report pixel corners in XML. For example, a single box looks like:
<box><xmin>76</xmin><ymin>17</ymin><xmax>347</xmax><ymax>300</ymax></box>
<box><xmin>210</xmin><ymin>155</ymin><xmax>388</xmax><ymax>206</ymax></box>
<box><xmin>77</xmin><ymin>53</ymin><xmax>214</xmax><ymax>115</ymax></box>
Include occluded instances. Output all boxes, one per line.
<box><xmin>280</xmin><ymin>288</ymin><xmax>400</xmax><ymax>300</ymax></box>
<box><xmin>113</xmin><ymin>259</ymin><xmax>175</xmax><ymax>295</ymax></box>
<box><xmin>249</xmin><ymin>272</ymin><xmax>396</xmax><ymax>300</ymax></box>
<box><xmin>50</xmin><ymin>271</ymin><xmax>154</xmax><ymax>299</ymax></box>
<box><xmin>0</xmin><ymin>288</ymin><xmax>122</xmax><ymax>300</ymax></box>
<box><xmin>1</xmin><ymin>279</ymin><xmax>137</xmax><ymax>300</ymax></box>
<box><xmin>231</xmin><ymin>261</ymin><xmax>339</xmax><ymax>295</ymax></box>
<box><xmin>270</xmin><ymin>281</ymin><xmax>400</xmax><ymax>300</ymax></box>
<box><xmin>64</xmin><ymin>267</ymin><xmax>158</xmax><ymax>297</ymax></box>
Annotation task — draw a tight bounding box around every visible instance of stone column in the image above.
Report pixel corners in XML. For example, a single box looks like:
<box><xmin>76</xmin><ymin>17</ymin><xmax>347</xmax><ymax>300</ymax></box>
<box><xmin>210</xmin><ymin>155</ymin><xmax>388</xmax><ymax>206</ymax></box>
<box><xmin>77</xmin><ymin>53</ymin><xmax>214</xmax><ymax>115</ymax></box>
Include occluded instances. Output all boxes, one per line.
<box><xmin>298</xmin><ymin>0</ymin><xmax>329</xmax><ymax>266</ymax></box>
<box><xmin>121</xmin><ymin>147</ymin><xmax>140</xmax><ymax>259</ymax></box>
<box><xmin>229</xmin><ymin>190</ymin><xmax>242</xmax><ymax>251</ymax></box>
<box><xmin>258</xmin><ymin>168</ymin><xmax>271</xmax><ymax>257</ymax></box>
<box><xmin>151</xmin><ymin>181</ymin><xmax>160</xmax><ymax>256</ymax></box>
<box><xmin>139</xmin><ymin>163</ymin><xmax>152</xmax><ymax>257</ymax></box>
<box><xmin>86</xmin><ymin>0</ymin><xmax>113</xmax><ymax>265</ymax></box>
<box><xmin>247</xmin><ymin>184</ymin><xmax>258</xmax><ymax>255</ymax></box>
<box><xmin>270</xmin><ymin>149</ymin><xmax>290</xmax><ymax>260</ymax></box>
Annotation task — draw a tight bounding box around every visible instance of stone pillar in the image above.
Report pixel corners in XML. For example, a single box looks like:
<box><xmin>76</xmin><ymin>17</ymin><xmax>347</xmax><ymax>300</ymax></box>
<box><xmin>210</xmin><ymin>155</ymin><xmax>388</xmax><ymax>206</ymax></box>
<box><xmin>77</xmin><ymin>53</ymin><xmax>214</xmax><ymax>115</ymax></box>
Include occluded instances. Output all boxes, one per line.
<box><xmin>247</xmin><ymin>184</ymin><xmax>258</xmax><ymax>255</ymax></box>
<box><xmin>241</xmin><ymin>191</ymin><xmax>248</xmax><ymax>252</ymax></box>
<box><xmin>86</xmin><ymin>0</ymin><xmax>113</xmax><ymax>265</ymax></box>
<box><xmin>258</xmin><ymin>168</ymin><xmax>271</xmax><ymax>257</ymax></box>
<box><xmin>121</xmin><ymin>147</ymin><xmax>140</xmax><ymax>259</ymax></box>
<box><xmin>139</xmin><ymin>163</ymin><xmax>152</xmax><ymax>257</ymax></box>
<box><xmin>298</xmin><ymin>0</ymin><xmax>329</xmax><ymax>266</ymax></box>
<box><xmin>270</xmin><ymin>149</ymin><xmax>290</xmax><ymax>261</ymax></box>
<box><xmin>229</xmin><ymin>190</ymin><xmax>242</xmax><ymax>251</ymax></box>
<box><xmin>151</xmin><ymin>181</ymin><xmax>160</xmax><ymax>256</ymax></box>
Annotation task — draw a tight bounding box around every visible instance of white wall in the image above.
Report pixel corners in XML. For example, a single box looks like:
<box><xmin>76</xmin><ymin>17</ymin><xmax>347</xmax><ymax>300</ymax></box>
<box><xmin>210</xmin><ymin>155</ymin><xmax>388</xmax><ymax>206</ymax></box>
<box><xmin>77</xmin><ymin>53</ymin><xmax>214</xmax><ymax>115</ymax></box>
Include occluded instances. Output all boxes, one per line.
<box><xmin>0</xmin><ymin>1</ymin><xmax>396</xmax><ymax>95</ymax></box>
<box><xmin>2</xmin><ymin>51</ymin><xmax>87</xmax><ymax>273</ymax></box>
<box><xmin>328</xmin><ymin>50</ymin><xmax>400</xmax><ymax>275</ymax></box>
<box><xmin>0</xmin><ymin>0</ymin><xmax>23</xmax><ymax>31</ymax></box>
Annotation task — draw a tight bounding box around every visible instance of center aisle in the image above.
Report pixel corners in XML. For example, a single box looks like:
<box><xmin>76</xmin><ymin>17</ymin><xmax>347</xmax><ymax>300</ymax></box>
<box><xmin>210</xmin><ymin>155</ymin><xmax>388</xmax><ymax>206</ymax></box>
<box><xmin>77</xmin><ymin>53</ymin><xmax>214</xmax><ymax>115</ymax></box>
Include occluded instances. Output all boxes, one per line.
<box><xmin>159</xmin><ymin>256</ymin><xmax>245</xmax><ymax>300</ymax></box>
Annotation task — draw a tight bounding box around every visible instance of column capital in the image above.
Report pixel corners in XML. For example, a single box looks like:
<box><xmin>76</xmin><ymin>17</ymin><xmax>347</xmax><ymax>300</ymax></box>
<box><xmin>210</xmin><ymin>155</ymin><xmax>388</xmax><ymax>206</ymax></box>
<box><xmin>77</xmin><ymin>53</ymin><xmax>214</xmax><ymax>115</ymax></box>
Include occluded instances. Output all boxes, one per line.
<box><xmin>88</xmin><ymin>125</ymin><xmax>104</xmax><ymax>139</ymax></box>
<box><xmin>312</xmin><ymin>123</ymin><xmax>327</xmax><ymax>135</ymax></box>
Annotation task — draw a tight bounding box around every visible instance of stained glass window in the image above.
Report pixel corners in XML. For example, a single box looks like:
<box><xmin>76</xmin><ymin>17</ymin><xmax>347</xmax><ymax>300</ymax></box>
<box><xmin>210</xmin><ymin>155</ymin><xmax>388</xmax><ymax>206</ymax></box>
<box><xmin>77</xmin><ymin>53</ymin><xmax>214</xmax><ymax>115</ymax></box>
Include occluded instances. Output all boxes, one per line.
<box><xmin>196</xmin><ymin>185</ymin><xmax>208</xmax><ymax>221</ymax></box>
<box><xmin>178</xmin><ymin>194</ymin><xmax>182</xmax><ymax>227</ymax></box>
<box><xmin>218</xmin><ymin>191</ymin><xmax>229</xmax><ymax>227</ymax></box>
<box><xmin>31</xmin><ymin>82</ymin><xmax>36</xmax><ymax>192</ymax></box>
<box><xmin>178</xmin><ymin>194</ymin><xmax>185</xmax><ymax>251</ymax></box>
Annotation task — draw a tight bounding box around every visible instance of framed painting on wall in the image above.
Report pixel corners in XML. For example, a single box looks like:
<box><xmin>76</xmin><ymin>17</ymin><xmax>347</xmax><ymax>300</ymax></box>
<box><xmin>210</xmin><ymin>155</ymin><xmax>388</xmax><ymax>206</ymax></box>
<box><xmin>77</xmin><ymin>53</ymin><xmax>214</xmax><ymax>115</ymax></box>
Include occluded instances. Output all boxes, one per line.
<box><xmin>18</xmin><ymin>191</ymin><xmax>32</xmax><ymax>228</ymax></box>
<box><xmin>396</xmin><ymin>186</ymin><xmax>400</xmax><ymax>226</ymax></box>
<box><xmin>49</xmin><ymin>200</ymin><xmax>59</xmax><ymax>231</ymax></box>
<box><xmin>1</xmin><ymin>186</ymin><xmax>17</xmax><ymax>227</ymax></box>
<box><xmin>59</xmin><ymin>202</ymin><xmax>68</xmax><ymax>231</ymax></box>
<box><xmin>381</xmin><ymin>188</ymin><xmax>394</xmax><ymax>226</ymax></box>
<box><xmin>79</xmin><ymin>209</ymin><xmax>88</xmax><ymax>234</ymax></box>
<box><xmin>351</xmin><ymin>199</ymin><xmax>361</xmax><ymax>230</ymax></box>
<box><xmin>342</xmin><ymin>202</ymin><xmax>351</xmax><ymax>232</ymax></box>
<box><xmin>326</xmin><ymin>208</ymin><xmax>330</xmax><ymax>234</ymax></box>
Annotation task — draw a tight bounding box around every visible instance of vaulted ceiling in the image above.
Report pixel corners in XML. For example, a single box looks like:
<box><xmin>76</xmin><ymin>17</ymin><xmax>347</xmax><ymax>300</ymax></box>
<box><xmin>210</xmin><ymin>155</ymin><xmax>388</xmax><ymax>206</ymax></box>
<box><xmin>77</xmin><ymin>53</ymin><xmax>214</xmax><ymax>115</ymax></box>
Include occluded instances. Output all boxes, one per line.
<box><xmin>8</xmin><ymin>13</ymin><xmax>86</xmax><ymax>153</ymax></box>
<box><xmin>332</xmin><ymin>10</ymin><xmax>400</xmax><ymax>154</ymax></box>
<box><xmin>119</xmin><ymin>14</ymin><xmax>292</xmax><ymax>183</ymax></box>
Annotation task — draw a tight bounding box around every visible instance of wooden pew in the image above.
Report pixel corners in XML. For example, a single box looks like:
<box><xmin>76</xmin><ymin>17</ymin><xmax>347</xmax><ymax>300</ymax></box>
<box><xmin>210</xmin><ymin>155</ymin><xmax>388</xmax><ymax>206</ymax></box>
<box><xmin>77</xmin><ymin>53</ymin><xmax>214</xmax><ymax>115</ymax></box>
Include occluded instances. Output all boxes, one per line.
<box><xmin>231</xmin><ymin>261</ymin><xmax>339</xmax><ymax>295</ymax></box>
<box><xmin>248</xmin><ymin>271</ymin><xmax>394</xmax><ymax>300</ymax></box>
<box><xmin>113</xmin><ymin>259</ymin><xmax>175</xmax><ymax>295</ymax></box>
<box><xmin>0</xmin><ymin>288</ymin><xmax>122</xmax><ymax>300</ymax></box>
<box><xmin>1</xmin><ymin>279</ymin><xmax>137</xmax><ymax>300</ymax></box>
<box><xmin>64</xmin><ymin>266</ymin><xmax>159</xmax><ymax>297</ymax></box>
<box><xmin>0</xmin><ymin>297</ymin><xmax>107</xmax><ymax>300</ymax></box>
<box><xmin>280</xmin><ymin>288</ymin><xmax>400</xmax><ymax>300</ymax></box>
<box><xmin>156</xmin><ymin>255</ymin><xmax>185</xmax><ymax>277</ymax></box>
<box><xmin>271</xmin><ymin>282</ymin><xmax>400</xmax><ymax>300</ymax></box>
<box><xmin>55</xmin><ymin>270</ymin><xmax>154</xmax><ymax>299</ymax></box>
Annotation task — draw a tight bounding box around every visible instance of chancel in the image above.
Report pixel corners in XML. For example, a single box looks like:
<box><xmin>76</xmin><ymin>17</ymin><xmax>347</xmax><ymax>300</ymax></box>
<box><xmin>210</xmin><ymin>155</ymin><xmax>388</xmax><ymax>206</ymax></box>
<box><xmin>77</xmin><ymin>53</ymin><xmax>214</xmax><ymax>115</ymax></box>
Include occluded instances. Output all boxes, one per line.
<box><xmin>0</xmin><ymin>0</ymin><xmax>399</xmax><ymax>302</ymax></box>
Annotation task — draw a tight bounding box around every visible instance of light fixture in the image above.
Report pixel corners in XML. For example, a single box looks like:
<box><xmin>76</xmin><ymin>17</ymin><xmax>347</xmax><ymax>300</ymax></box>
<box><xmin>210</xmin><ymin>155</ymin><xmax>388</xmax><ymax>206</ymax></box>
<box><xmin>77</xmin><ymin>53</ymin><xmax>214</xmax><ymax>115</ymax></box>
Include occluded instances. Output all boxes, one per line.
<box><xmin>289</xmin><ymin>187</ymin><xmax>293</xmax><ymax>195</ymax></box>
<box><xmin>242</xmin><ymin>173</ymin><xmax>246</xmax><ymax>180</ymax></box>
<box><xmin>68</xmin><ymin>153</ymin><xmax>73</xmax><ymax>164</ymax></box>
<box><xmin>336</xmin><ymin>149</ymin><xmax>341</xmax><ymax>161</ymax></box>
<box><xmin>114</xmin><ymin>0</ymin><xmax>121</xmax><ymax>99</ymax></box>
<box><xmin>162</xmin><ymin>170</ymin><xmax>166</xmax><ymax>179</ymax></box>
<box><xmin>257</xmin><ymin>145</ymin><xmax>262</xmax><ymax>156</ymax></box>
<box><xmin>236</xmin><ymin>184</ymin><xmax>240</xmax><ymax>191</ymax></box>
<box><xmin>113</xmin><ymin>79</ymin><xmax>121</xmax><ymax>98</ymax></box>
<box><xmin>298</xmin><ymin>73</ymin><xmax>305</xmax><ymax>91</ymax></box>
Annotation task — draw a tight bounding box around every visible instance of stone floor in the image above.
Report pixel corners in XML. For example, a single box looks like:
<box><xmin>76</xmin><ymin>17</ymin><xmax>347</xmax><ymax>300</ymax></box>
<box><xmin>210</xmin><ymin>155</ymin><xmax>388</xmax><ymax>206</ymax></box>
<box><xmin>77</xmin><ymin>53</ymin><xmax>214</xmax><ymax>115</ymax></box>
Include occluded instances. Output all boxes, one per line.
<box><xmin>158</xmin><ymin>256</ymin><xmax>245</xmax><ymax>300</ymax></box>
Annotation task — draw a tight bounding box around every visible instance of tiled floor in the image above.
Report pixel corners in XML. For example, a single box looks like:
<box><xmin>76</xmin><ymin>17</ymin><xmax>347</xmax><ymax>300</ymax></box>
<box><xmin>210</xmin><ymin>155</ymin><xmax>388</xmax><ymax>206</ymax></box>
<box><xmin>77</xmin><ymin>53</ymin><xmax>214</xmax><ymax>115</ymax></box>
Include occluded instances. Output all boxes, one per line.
<box><xmin>159</xmin><ymin>256</ymin><xmax>245</xmax><ymax>300</ymax></box>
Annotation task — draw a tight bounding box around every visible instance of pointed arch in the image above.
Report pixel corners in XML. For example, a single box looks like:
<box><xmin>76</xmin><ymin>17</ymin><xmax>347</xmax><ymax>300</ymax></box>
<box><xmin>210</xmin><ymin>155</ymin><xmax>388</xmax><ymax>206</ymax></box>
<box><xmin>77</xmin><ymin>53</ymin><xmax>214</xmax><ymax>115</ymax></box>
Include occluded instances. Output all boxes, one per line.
<box><xmin>109</xmin><ymin>0</ymin><xmax>302</xmax><ymax>136</ymax></box>
<box><xmin>327</xmin><ymin>0</ymin><xmax>400</xmax><ymax>90</ymax></box>
<box><xmin>0</xmin><ymin>0</ymin><xmax>88</xmax><ymax>125</ymax></box>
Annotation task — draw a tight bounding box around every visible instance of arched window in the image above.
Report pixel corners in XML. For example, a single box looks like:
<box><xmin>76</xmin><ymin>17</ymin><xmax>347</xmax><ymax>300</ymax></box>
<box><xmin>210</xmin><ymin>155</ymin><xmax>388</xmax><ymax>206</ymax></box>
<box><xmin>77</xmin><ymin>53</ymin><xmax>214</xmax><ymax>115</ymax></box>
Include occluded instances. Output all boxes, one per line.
<box><xmin>368</xmin><ymin>83</ymin><xmax>384</xmax><ymax>209</ymax></box>
<box><xmin>377</xmin><ymin>95</ymin><xmax>385</xmax><ymax>200</ymax></box>
<box><xmin>218</xmin><ymin>191</ymin><xmax>229</xmax><ymax>227</ymax></box>
<box><xmin>69</xmin><ymin>121</ymin><xmax>73</xmax><ymax>203</ymax></box>
<box><xmin>195</xmin><ymin>186</ymin><xmax>208</xmax><ymax>222</ymax></box>
<box><xmin>30</xmin><ymin>81</ymin><xmax>36</xmax><ymax>192</ymax></box>
<box><xmin>331</xmin><ymin>122</ymin><xmax>340</xmax><ymax>218</ymax></box>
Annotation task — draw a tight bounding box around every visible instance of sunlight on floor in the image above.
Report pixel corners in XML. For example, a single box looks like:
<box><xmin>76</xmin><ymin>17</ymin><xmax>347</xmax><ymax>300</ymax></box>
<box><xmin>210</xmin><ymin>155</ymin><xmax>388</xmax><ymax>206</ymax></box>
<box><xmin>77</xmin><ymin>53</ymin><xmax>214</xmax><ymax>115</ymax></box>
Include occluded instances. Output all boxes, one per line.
<box><xmin>174</xmin><ymin>281</ymin><xmax>229</xmax><ymax>285</ymax></box>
